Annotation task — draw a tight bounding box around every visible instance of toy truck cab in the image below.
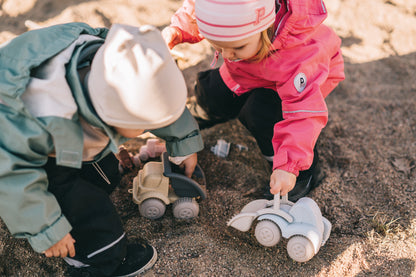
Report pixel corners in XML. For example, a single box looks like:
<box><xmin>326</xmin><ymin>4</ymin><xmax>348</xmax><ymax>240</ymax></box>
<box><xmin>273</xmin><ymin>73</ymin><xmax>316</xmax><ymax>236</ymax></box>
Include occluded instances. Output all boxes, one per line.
<box><xmin>132</xmin><ymin>152</ymin><xmax>206</xmax><ymax>220</ymax></box>
<box><xmin>227</xmin><ymin>194</ymin><xmax>331</xmax><ymax>262</ymax></box>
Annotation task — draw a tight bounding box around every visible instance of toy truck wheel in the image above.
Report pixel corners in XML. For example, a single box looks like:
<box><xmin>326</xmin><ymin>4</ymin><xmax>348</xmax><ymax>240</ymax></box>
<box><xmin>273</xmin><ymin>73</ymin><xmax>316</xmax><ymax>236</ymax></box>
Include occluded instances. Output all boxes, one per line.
<box><xmin>173</xmin><ymin>198</ymin><xmax>199</xmax><ymax>219</ymax></box>
<box><xmin>287</xmin><ymin>235</ymin><xmax>315</xmax><ymax>262</ymax></box>
<box><xmin>254</xmin><ymin>220</ymin><xmax>281</xmax><ymax>247</ymax></box>
<box><xmin>139</xmin><ymin>198</ymin><xmax>166</xmax><ymax>220</ymax></box>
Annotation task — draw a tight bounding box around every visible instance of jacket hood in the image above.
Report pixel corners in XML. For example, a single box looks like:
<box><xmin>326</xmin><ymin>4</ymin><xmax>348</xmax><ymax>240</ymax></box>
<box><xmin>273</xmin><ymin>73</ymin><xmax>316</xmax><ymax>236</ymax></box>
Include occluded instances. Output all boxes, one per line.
<box><xmin>0</xmin><ymin>23</ymin><xmax>108</xmax><ymax>112</ymax></box>
<box><xmin>272</xmin><ymin>0</ymin><xmax>328</xmax><ymax>50</ymax></box>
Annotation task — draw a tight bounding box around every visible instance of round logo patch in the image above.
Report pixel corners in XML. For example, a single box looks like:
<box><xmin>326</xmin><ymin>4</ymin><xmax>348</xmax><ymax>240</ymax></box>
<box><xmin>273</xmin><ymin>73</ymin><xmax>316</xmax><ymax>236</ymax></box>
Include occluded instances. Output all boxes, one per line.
<box><xmin>294</xmin><ymin>73</ymin><xmax>307</xmax><ymax>93</ymax></box>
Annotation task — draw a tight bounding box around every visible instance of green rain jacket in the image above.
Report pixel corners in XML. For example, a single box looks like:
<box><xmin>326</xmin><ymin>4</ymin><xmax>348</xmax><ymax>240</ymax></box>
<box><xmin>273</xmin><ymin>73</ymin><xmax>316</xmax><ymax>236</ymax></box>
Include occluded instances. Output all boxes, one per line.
<box><xmin>0</xmin><ymin>23</ymin><xmax>203</xmax><ymax>253</ymax></box>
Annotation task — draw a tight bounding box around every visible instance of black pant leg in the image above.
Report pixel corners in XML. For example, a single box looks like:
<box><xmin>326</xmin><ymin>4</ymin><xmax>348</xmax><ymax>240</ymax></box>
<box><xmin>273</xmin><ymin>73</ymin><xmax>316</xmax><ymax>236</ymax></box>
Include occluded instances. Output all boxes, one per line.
<box><xmin>80</xmin><ymin>153</ymin><xmax>121</xmax><ymax>194</ymax></box>
<box><xmin>193</xmin><ymin>68</ymin><xmax>249</xmax><ymax>129</ymax></box>
<box><xmin>45</xmin><ymin>154</ymin><xmax>126</xmax><ymax>276</ymax></box>
<box><xmin>238</xmin><ymin>89</ymin><xmax>320</xmax><ymax>174</ymax></box>
<box><xmin>238</xmin><ymin>88</ymin><xmax>283</xmax><ymax>157</ymax></box>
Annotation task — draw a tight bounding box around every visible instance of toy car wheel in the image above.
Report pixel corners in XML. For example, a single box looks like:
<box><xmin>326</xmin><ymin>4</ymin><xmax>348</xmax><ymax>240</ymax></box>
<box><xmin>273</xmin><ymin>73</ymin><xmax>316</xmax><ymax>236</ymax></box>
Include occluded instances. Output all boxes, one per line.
<box><xmin>254</xmin><ymin>220</ymin><xmax>281</xmax><ymax>247</ymax></box>
<box><xmin>139</xmin><ymin>198</ymin><xmax>166</xmax><ymax>220</ymax></box>
<box><xmin>173</xmin><ymin>198</ymin><xmax>199</xmax><ymax>219</ymax></box>
<box><xmin>287</xmin><ymin>235</ymin><xmax>315</xmax><ymax>262</ymax></box>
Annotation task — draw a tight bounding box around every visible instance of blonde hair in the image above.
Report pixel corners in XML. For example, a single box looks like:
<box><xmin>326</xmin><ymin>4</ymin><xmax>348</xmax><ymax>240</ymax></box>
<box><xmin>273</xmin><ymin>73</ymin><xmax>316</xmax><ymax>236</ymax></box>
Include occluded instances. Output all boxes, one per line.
<box><xmin>248</xmin><ymin>24</ymin><xmax>275</xmax><ymax>63</ymax></box>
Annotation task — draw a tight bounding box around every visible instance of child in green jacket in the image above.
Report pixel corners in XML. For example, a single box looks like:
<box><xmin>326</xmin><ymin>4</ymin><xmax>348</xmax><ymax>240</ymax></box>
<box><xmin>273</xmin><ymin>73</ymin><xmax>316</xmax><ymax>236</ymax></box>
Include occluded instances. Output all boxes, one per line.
<box><xmin>0</xmin><ymin>23</ymin><xmax>203</xmax><ymax>276</ymax></box>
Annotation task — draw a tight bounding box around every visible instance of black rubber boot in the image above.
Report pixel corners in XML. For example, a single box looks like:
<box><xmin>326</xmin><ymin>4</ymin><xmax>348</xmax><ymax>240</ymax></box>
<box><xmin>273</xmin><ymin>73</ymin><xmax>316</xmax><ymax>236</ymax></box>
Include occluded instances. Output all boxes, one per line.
<box><xmin>287</xmin><ymin>161</ymin><xmax>324</xmax><ymax>202</ymax></box>
<box><xmin>112</xmin><ymin>243</ymin><xmax>157</xmax><ymax>277</ymax></box>
<box><xmin>70</xmin><ymin>242</ymin><xmax>157</xmax><ymax>277</ymax></box>
<box><xmin>264</xmin><ymin>149</ymin><xmax>324</xmax><ymax>202</ymax></box>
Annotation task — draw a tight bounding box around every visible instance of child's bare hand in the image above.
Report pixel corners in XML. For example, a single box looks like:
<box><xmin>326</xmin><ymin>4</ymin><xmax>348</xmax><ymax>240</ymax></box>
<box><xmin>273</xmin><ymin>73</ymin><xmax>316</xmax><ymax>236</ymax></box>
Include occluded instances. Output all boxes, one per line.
<box><xmin>43</xmin><ymin>233</ymin><xmax>76</xmax><ymax>258</ymax></box>
<box><xmin>180</xmin><ymin>153</ymin><xmax>197</xmax><ymax>178</ymax></box>
<box><xmin>162</xmin><ymin>26</ymin><xmax>182</xmax><ymax>49</ymax></box>
<box><xmin>269</xmin><ymin>169</ymin><xmax>296</xmax><ymax>196</ymax></box>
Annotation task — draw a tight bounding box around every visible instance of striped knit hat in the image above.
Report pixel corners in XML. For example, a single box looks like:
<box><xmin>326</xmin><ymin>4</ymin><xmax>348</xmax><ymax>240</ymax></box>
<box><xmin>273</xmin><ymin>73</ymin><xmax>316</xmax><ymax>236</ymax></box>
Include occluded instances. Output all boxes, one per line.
<box><xmin>195</xmin><ymin>0</ymin><xmax>276</xmax><ymax>41</ymax></box>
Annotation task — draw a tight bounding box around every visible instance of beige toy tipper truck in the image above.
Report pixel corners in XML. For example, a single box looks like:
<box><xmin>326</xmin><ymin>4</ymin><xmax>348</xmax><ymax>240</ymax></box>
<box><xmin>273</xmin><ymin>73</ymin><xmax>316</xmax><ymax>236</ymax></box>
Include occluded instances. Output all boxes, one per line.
<box><xmin>131</xmin><ymin>152</ymin><xmax>206</xmax><ymax>220</ymax></box>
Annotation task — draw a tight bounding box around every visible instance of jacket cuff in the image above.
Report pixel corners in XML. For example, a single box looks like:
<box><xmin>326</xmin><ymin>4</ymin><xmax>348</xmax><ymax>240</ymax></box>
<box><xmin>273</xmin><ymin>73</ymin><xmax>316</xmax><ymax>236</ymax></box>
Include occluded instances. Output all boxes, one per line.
<box><xmin>275</xmin><ymin>163</ymin><xmax>300</xmax><ymax>177</ymax></box>
<box><xmin>27</xmin><ymin>215</ymin><xmax>72</xmax><ymax>253</ymax></box>
<box><xmin>166</xmin><ymin>132</ymin><xmax>203</xmax><ymax>157</ymax></box>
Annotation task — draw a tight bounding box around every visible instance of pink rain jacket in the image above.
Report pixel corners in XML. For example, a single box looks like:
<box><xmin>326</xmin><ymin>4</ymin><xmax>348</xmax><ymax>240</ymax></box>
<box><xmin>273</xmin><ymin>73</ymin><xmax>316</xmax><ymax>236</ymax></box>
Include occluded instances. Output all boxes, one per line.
<box><xmin>170</xmin><ymin>0</ymin><xmax>345</xmax><ymax>176</ymax></box>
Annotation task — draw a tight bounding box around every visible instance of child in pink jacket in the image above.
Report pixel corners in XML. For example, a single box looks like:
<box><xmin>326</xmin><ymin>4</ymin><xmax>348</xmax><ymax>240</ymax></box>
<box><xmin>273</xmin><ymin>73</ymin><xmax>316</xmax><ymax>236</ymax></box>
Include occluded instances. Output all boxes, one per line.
<box><xmin>163</xmin><ymin>0</ymin><xmax>345</xmax><ymax>201</ymax></box>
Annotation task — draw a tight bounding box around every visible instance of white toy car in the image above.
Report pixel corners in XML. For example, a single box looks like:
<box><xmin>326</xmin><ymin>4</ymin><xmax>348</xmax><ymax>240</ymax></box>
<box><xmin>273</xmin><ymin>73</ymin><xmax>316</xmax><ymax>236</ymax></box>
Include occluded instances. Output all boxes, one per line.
<box><xmin>131</xmin><ymin>152</ymin><xmax>206</xmax><ymax>220</ymax></box>
<box><xmin>227</xmin><ymin>194</ymin><xmax>331</xmax><ymax>262</ymax></box>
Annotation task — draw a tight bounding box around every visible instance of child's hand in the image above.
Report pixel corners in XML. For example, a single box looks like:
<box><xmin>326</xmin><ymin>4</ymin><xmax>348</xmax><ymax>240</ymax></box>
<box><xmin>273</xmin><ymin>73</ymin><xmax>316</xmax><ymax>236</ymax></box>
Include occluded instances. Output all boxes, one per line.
<box><xmin>43</xmin><ymin>233</ymin><xmax>76</xmax><ymax>258</ymax></box>
<box><xmin>179</xmin><ymin>152</ymin><xmax>198</xmax><ymax>178</ymax></box>
<box><xmin>269</xmin><ymin>169</ymin><xmax>296</xmax><ymax>196</ymax></box>
<box><xmin>162</xmin><ymin>26</ymin><xmax>182</xmax><ymax>49</ymax></box>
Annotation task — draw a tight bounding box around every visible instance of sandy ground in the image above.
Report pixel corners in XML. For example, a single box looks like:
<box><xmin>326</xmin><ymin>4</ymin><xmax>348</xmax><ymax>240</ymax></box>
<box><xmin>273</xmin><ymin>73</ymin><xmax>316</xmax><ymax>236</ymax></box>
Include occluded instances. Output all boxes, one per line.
<box><xmin>1</xmin><ymin>0</ymin><xmax>416</xmax><ymax>276</ymax></box>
